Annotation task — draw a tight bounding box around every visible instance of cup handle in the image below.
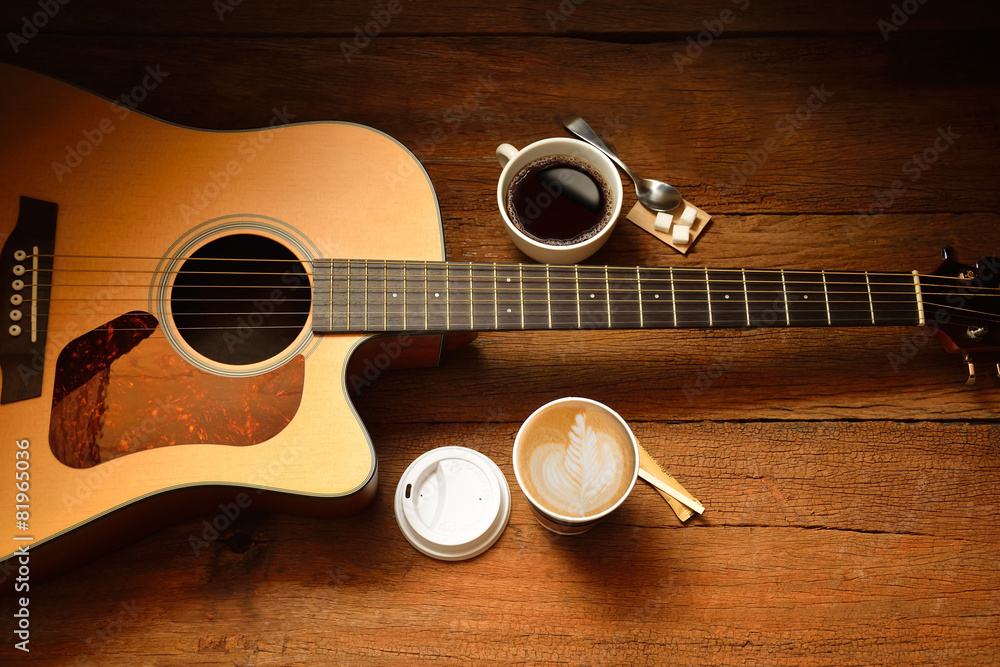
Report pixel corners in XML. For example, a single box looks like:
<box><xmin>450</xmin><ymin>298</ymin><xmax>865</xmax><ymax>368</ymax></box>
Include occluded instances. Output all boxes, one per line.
<box><xmin>496</xmin><ymin>143</ymin><xmax>519</xmax><ymax>168</ymax></box>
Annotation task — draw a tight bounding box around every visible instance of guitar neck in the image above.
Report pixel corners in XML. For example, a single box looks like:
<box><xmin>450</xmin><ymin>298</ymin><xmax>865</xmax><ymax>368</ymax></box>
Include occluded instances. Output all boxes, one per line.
<box><xmin>311</xmin><ymin>260</ymin><xmax>924</xmax><ymax>333</ymax></box>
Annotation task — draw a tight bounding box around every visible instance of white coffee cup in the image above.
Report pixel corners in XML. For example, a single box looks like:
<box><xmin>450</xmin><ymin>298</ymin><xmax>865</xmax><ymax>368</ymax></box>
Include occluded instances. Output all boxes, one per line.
<box><xmin>513</xmin><ymin>397</ymin><xmax>639</xmax><ymax>535</ymax></box>
<box><xmin>496</xmin><ymin>138</ymin><xmax>624</xmax><ymax>264</ymax></box>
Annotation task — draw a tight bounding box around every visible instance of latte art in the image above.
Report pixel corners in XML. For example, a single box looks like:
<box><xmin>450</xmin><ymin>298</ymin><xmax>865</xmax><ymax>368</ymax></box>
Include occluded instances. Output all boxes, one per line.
<box><xmin>514</xmin><ymin>400</ymin><xmax>636</xmax><ymax>519</ymax></box>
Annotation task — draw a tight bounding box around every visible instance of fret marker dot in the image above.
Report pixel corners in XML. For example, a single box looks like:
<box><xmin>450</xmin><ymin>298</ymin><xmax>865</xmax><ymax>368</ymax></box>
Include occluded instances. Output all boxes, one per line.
<box><xmin>392</xmin><ymin>292</ymin><xmax>397</xmax><ymax>298</ymax></box>
<box><xmin>434</xmin><ymin>292</ymin><xmax>440</xmax><ymax>297</ymax></box>
<box><xmin>507</xmin><ymin>308</ymin><xmax>511</xmax><ymax>313</ymax></box>
<box><xmin>506</xmin><ymin>278</ymin><xmax>511</xmax><ymax>282</ymax></box>
<box><xmin>590</xmin><ymin>293</ymin><xmax>595</xmax><ymax>299</ymax></box>
<box><xmin>654</xmin><ymin>294</ymin><xmax>660</xmax><ymax>299</ymax></box>
<box><xmin>725</xmin><ymin>294</ymin><xmax>730</xmax><ymax>300</ymax></box>
<box><xmin>804</xmin><ymin>295</ymin><xmax>809</xmax><ymax>300</ymax></box>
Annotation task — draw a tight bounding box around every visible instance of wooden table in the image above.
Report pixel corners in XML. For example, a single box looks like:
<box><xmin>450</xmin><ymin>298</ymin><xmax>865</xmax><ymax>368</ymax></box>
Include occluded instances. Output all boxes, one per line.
<box><xmin>2</xmin><ymin>1</ymin><xmax>1000</xmax><ymax>664</ymax></box>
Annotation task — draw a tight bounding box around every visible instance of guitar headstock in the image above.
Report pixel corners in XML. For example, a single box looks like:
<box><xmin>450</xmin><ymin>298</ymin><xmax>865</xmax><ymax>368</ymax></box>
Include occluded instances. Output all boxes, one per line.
<box><xmin>922</xmin><ymin>247</ymin><xmax>1000</xmax><ymax>384</ymax></box>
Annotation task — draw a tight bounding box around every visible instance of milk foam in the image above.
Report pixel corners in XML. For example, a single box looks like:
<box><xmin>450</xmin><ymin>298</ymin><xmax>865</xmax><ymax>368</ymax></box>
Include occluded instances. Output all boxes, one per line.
<box><xmin>524</xmin><ymin>411</ymin><xmax>629</xmax><ymax>517</ymax></box>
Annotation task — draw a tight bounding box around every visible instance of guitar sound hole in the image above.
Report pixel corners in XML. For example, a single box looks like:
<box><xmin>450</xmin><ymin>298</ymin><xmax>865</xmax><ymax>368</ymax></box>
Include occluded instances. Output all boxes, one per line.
<box><xmin>171</xmin><ymin>234</ymin><xmax>310</xmax><ymax>365</ymax></box>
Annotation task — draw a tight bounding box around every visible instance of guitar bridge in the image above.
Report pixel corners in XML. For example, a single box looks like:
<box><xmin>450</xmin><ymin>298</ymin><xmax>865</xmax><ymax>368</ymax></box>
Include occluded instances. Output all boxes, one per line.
<box><xmin>0</xmin><ymin>196</ymin><xmax>57</xmax><ymax>404</ymax></box>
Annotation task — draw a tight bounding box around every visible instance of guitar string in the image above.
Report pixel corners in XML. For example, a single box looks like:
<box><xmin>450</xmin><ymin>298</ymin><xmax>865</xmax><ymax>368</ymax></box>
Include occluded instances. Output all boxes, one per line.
<box><xmin>13</xmin><ymin>286</ymin><xmax>998</xmax><ymax>312</ymax></box>
<box><xmin>21</xmin><ymin>299</ymin><xmax>999</xmax><ymax>333</ymax></box>
<box><xmin>14</xmin><ymin>273</ymin><xmax>1000</xmax><ymax>294</ymax></box>
<box><xmin>11</xmin><ymin>262</ymin><xmax>1000</xmax><ymax>325</ymax></box>
<box><xmin>22</xmin><ymin>252</ymin><xmax>1000</xmax><ymax>281</ymax></box>
<box><xmin>21</xmin><ymin>301</ymin><xmax>1000</xmax><ymax>335</ymax></box>
<box><xmin>14</xmin><ymin>253</ymin><xmax>997</xmax><ymax>286</ymax></box>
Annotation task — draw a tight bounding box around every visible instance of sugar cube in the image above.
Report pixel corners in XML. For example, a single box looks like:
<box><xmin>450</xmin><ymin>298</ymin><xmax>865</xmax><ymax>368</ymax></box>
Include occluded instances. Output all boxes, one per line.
<box><xmin>653</xmin><ymin>212</ymin><xmax>673</xmax><ymax>233</ymax></box>
<box><xmin>678</xmin><ymin>205</ymin><xmax>697</xmax><ymax>227</ymax></box>
<box><xmin>672</xmin><ymin>224</ymin><xmax>690</xmax><ymax>245</ymax></box>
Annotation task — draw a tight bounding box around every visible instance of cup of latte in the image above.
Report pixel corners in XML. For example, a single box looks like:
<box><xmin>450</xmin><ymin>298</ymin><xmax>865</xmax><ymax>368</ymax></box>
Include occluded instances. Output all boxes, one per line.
<box><xmin>513</xmin><ymin>397</ymin><xmax>639</xmax><ymax>535</ymax></box>
<box><xmin>496</xmin><ymin>138</ymin><xmax>624</xmax><ymax>264</ymax></box>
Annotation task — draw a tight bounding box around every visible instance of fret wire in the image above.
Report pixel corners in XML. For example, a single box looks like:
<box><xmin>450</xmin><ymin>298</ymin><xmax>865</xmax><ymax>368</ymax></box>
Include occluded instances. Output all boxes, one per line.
<box><xmin>328</xmin><ymin>260</ymin><xmax>334</xmax><ymax>331</ymax></box>
<box><xmin>865</xmin><ymin>271</ymin><xmax>875</xmax><ymax>324</ymax></box>
<box><xmin>575</xmin><ymin>265</ymin><xmax>581</xmax><ymax>329</ymax></box>
<box><xmin>445</xmin><ymin>263</ymin><xmax>451</xmax><ymax>330</ymax></box>
<box><xmin>704</xmin><ymin>267</ymin><xmax>713</xmax><ymax>327</ymax></box>
<box><xmin>518</xmin><ymin>264</ymin><xmax>525</xmax><ymax>329</ymax></box>
<box><xmin>636</xmin><ymin>267</ymin><xmax>644</xmax><ymax>328</ymax></box>
<box><xmin>401</xmin><ymin>260</ymin><xmax>407</xmax><ymax>328</ymax></box>
<box><xmin>780</xmin><ymin>269</ymin><xmax>790</xmax><ymax>325</ymax></box>
<box><xmin>742</xmin><ymin>268</ymin><xmax>750</xmax><ymax>327</ymax></box>
<box><xmin>382</xmin><ymin>261</ymin><xmax>387</xmax><ymax>332</ymax></box>
<box><xmin>493</xmin><ymin>264</ymin><xmax>499</xmax><ymax>330</ymax></box>
<box><xmin>468</xmin><ymin>263</ymin><xmax>474</xmax><ymax>330</ymax></box>
<box><xmin>423</xmin><ymin>261</ymin><xmax>428</xmax><ymax>331</ymax></box>
<box><xmin>821</xmin><ymin>271</ymin><xmax>831</xmax><ymax>325</ymax></box>
<box><xmin>545</xmin><ymin>265</ymin><xmax>552</xmax><ymax>329</ymax></box>
<box><xmin>363</xmin><ymin>260</ymin><xmax>369</xmax><ymax>331</ymax></box>
<box><xmin>604</xmin><ymin>266</ymin><xmax>612</xmax><ymax>328</ymax></box>
<box><xmin>669</xmin><ymin>267</ymin><xmax>677</xmax><ymax>327</ymax></box>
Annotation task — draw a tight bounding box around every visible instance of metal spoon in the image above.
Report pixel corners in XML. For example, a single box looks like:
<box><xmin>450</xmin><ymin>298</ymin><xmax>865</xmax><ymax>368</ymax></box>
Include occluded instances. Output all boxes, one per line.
<box><xmin>563</xmin><ymin>116</ymin><xmax>683</xmax><ymax>212</ymax></box>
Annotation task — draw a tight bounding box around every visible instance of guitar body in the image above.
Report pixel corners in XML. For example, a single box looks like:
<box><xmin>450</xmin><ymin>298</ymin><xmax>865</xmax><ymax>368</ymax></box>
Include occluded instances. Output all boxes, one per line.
<box><xmin>0</xmin><ymin>63</ymin><xmax>446</xmax><ymax>575</ymax></box>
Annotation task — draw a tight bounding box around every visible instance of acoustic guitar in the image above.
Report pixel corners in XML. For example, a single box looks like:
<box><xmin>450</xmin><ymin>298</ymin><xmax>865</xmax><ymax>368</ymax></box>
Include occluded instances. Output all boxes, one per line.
<box><xmin>2</xmin><ymin>63</ymin><xmax>998</xmax><ymax>579</ymax></box>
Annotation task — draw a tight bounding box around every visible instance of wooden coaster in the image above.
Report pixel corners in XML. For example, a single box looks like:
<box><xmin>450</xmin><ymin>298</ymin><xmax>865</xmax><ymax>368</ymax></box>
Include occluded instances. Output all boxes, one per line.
<box><xmin>626</xmin><ymin>200</ymin><xmax>712</xmax><ymax>255</ymax></box>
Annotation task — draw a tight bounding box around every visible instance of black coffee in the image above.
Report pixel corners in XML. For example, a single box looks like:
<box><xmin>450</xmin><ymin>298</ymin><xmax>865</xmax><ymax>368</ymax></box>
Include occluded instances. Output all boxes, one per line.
<box><xmin>506</xmin><ymin>155</ymin><xmax>614</xmax><ymax>246</ymax></box>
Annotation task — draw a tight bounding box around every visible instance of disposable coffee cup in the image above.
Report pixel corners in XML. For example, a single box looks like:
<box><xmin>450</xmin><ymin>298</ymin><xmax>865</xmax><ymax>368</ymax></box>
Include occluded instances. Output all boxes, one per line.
<box><xmin>513</xmin><ymin>397</ymin><xmax>639</xmax><ymax>535</ymax></box>
<box><xmin>496</xmin><ymin>138</ymin><xmax>624</xmax><ymax>264</ymax></box>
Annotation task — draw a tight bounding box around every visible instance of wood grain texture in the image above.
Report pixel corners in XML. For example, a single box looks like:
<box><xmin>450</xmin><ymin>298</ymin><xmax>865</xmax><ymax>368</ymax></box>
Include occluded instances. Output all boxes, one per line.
<box><xmin>2</xmin><ymin>0</ymin><xmax>1000</xmax><ymax>34</ymax></box>
<box><xmin>1</xmin><ymin>1</ymin><xmax>999</xmax><ymax>665</ymax></box>
<box><xmin>5</xmin><ymin>32</ymin><xmax>999</xmax><ymax>217</ymax></box>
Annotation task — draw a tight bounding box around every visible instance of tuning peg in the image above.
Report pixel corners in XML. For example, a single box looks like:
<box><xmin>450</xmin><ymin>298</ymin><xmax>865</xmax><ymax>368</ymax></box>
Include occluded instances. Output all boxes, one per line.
<box><xmin>963</xmin><ymin>354</ymin><xmax>976</xmax><ymax>385</ymax></box>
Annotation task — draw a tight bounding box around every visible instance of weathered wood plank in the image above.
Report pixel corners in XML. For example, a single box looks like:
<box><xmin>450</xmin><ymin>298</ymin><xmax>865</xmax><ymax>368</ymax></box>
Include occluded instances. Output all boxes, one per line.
<box><xmin>5</xmin><ymin>34</ymin><xmax>997</xmax><ymax>214</ymax></box>
<box><xmin>5</xmin><ymin>421</ymin><xmax>997</xmax><ymax>665</ymax></box>
<box><xmin>2</xmin><ymin>0</ymin><xmax>998</xmax><ymax>35</ymax></box>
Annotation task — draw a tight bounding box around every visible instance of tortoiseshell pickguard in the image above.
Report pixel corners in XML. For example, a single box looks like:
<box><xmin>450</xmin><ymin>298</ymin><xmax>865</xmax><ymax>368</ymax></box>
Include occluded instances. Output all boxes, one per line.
<box><xmin>49</xmin><ymin>313</ymin><xmax>305</xmax><ymax>469</ymax></box>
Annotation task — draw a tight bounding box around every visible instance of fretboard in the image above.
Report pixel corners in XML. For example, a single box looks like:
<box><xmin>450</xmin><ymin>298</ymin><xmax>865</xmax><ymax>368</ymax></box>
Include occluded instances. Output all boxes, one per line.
<box><xmin>311</xmin><ymin>260</ymin><xmax>923</xmax><ymax>333</ymax></box>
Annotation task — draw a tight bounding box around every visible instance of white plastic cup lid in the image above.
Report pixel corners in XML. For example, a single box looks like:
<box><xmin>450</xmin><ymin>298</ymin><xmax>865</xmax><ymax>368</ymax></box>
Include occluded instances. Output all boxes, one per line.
<box><xmin>394</xmin><ymin>446</ymin><xmax>511</xmax><ymax>561</ymax></box>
